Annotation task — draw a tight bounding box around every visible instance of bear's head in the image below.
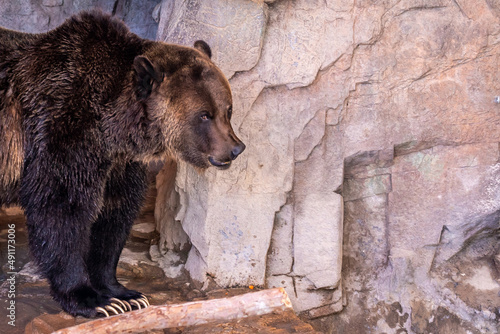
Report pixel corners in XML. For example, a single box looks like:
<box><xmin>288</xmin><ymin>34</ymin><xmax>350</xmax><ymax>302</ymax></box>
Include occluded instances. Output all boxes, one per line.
<box><xmin>133</xmin><ymin>41</ymin><xmax>245</xmax><ymax>170</ymax></box>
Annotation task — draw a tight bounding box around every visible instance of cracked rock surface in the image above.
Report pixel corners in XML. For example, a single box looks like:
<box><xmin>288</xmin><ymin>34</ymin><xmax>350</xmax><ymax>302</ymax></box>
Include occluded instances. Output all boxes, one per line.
<box><xmin>155</xmin><ymin>0</ymin><xmax>500</xmax><ymax>332</ymax></box>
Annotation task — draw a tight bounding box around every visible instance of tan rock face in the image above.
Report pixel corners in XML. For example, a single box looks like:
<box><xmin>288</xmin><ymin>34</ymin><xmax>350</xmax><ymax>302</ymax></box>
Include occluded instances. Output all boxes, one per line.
<box><xmin>156</xmin><ymin>0</ymin><xmax>267</xmax><ymax>79</ymax></box>
<box><xmin>156</xmin><ymin>0</ymin><xmax>500</xmax><ymax>331</ymax></box>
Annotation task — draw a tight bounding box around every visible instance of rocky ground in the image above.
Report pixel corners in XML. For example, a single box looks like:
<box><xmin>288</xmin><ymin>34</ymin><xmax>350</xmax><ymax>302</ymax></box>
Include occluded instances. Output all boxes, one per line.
<box><xmin>0</xmin><ymin>206</ymin><xmax>318</xmax><ymax>334</ymax></box>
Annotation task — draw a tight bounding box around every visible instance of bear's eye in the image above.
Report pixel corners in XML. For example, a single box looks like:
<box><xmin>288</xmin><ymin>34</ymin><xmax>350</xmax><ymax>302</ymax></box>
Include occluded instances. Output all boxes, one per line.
<box><xmin>228</xmin><ymin>106</ymin><xmax>233</xmax><ymax>119</ymax></box>
<box><xmin>200</xmin><ymin>112</ymin><xmax>212</xmax><ymax>121</ymax></box>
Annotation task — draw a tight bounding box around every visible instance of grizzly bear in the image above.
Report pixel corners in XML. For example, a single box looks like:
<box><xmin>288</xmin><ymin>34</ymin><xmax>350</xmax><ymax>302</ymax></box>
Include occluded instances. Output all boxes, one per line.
<box><xmin>0</xmin><ymin>11</ymin><xmax>245</xmax><ymax>317</ymax></box>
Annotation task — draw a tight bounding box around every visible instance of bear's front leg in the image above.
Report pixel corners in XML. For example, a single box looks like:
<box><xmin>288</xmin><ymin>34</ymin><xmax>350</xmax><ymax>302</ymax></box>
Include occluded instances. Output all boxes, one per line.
<box><xmin>87</xmin><ymin>161</ymin><xmax>150</xmax><ymax>313</ymax></box>
<box><xmin>20</xmin><ymin>150</ymin><xmax>113</xmax><ymax>317</ymax></box>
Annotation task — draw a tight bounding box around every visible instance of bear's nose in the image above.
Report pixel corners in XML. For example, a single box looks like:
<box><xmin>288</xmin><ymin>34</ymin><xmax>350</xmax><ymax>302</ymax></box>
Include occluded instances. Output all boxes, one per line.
<box><xmin>231</xmin><ymin>142</ymin><xmax>246</xmax><ymax>160</ymax></box>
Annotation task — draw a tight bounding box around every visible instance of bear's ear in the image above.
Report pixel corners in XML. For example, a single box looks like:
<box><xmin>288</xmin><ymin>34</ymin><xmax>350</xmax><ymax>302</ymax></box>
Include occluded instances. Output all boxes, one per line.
<box><xmin>134</xmin><ymin>56</ymin><xmax>163</xmax><ymax>99</ymax></box>
<box><xmin>194</xmin><ymin>40</ymin><xmax>212</xmax><ymax>59</ymax></box>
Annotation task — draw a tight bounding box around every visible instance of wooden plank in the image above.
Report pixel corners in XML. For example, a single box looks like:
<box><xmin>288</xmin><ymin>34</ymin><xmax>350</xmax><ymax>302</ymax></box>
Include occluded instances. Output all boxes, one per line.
<box><xmin>53</xmin><ymin>288</ymin><xmax>293</xmax><ymax>334</ymax></box>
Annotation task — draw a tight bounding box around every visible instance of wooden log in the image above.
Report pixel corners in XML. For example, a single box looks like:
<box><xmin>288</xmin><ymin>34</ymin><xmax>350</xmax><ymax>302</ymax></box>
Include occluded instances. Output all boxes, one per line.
<box><xmin>53</xmin><ymin>288</ymin><xmax>293</xmax><ymax>334</ymax></box>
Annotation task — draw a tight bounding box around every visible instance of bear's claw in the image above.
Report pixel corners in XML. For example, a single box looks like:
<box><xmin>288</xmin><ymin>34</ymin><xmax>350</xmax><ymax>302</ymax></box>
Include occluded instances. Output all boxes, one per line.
<box><xmin>140</xmin><ymin>295</ymin><xmax>150</xmax><ymax>307</ymax></box>
<box><xmin>138</xmin><ymin>298</ymin><xmax>148</xmax><ymax>308</ymax></box>
<box><xmin>95</xmin><ymin>295</ymin><xmax>150</xmax><ymax>317</ymax></box>
<box><xmin>110</xmin><ymin>302</ymin><xmax>125</xmax><ymax>313</ymax></box>
<box><xmin>105</xmin><ymin>305</ymin><xmax>120</xmax><ymax>315</ymax></box>
<box><xmin>130</xmin><ymin>299</ymin><xmax>142</xmax><ymax>310</ymax></box>
<box><xmin>122</xmin><ymin>299</ymin><xmax>132</xmax><ymax>311</ymax></box>
<box><xmin>110</xmin><ymin>298</ymin><xmax>128</xmax><ymax>311</ymax></box>
<box><xmin>96</xmin><ymin>306</ymin><xmax>109</xmax><ymax>317</ymax></box>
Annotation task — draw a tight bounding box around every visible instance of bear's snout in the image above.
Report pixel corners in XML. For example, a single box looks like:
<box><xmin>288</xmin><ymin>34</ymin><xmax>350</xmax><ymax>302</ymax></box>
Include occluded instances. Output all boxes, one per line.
<box><xmin>231</xmin><ymin>142</ymin><xmax>246</xmax><ymax>160</ymax></box>
<box><xmin>208</xmin><ymin>139</ymin><xmax>245</xmax><ymax>169</ymax></box>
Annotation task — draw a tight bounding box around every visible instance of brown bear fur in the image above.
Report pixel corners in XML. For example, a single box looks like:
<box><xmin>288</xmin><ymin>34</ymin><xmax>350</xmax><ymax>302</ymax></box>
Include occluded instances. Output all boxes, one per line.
<box><xmin>0</xmin><ymin>10</ymin><xmax>244</xmax><ymax>317</ymax></box>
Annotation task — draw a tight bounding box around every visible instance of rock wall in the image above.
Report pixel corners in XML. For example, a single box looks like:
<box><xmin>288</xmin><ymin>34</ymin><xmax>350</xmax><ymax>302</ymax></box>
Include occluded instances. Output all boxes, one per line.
<box><xmin>0</xmin><ymin>0</ymin><xmax>159</xmax><ymax>39</ymax></box>
<box><xmin>155</xmin><ymin>0</ymin><xmax>500</xmax><ymax>332</ymax></box>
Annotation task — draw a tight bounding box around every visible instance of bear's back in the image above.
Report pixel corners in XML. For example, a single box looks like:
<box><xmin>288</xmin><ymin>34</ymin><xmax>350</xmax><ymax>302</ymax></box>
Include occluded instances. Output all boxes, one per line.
<box><xmin>15</xmin><ymin>11</ymin><xmax>145</xmax><ymax>106</ymax></box>
<box><xmin>0</xmin><ymin>11</ymin><xmax>148</xmax><ymax>207</ymax></box>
